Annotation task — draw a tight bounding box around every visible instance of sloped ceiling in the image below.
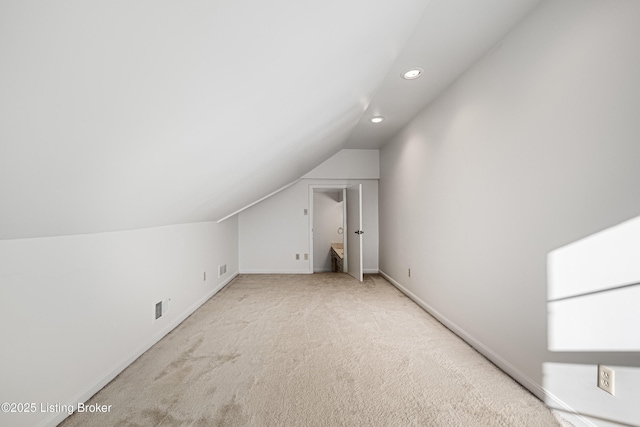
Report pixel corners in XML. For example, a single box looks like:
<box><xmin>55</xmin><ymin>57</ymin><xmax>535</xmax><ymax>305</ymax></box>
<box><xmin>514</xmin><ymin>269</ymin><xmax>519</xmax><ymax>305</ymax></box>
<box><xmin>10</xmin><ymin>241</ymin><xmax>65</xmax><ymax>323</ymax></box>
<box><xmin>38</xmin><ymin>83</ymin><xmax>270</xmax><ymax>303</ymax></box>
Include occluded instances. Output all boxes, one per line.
<box><xmin>0</xmin><ymin>0</ymin><xmax>540</xmax><ymax>240</ymax></box>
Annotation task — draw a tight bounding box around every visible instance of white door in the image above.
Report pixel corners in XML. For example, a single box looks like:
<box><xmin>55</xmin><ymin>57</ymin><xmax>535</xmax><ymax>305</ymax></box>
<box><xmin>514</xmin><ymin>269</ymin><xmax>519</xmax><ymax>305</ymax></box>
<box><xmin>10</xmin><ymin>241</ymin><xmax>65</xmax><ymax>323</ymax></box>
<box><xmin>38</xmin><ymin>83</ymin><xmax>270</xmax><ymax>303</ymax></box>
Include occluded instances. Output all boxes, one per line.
<box><xmin>346</xmin><ymin>184</ymin><xmax>363</xmax><ymax>282</ymax></box>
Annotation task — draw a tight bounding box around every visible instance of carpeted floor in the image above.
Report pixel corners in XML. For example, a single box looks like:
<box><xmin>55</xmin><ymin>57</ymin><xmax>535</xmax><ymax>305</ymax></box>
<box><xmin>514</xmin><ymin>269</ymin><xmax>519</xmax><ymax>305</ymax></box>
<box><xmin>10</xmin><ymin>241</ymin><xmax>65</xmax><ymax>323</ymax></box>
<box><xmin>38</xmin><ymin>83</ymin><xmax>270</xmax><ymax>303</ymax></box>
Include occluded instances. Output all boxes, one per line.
<box><xmin>60</xmin><ymin>274</ymin><xmax>565</xmax><ymax>426</ymax></box>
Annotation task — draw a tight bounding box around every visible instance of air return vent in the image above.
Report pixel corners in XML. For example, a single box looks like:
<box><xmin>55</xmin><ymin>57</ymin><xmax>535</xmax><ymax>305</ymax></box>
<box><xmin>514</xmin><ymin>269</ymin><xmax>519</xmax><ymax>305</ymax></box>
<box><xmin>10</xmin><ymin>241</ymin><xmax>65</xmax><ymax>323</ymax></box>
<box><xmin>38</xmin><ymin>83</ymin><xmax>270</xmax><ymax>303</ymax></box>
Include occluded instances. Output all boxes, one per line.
<box><xmin>155</xmin><ymin>299</ymin><xmax>171</xmax><ymax>321</ymax></box>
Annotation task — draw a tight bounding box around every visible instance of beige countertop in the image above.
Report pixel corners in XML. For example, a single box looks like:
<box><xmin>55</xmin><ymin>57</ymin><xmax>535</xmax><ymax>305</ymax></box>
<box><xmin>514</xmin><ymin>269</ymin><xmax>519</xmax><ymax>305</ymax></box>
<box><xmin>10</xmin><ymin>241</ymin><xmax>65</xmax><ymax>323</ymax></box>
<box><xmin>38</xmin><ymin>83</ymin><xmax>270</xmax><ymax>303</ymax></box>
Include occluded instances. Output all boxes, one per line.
<box><xmin>331</xmin><ymin>243</ymin><xmax>344</xmax><ymax>259</ymax></box>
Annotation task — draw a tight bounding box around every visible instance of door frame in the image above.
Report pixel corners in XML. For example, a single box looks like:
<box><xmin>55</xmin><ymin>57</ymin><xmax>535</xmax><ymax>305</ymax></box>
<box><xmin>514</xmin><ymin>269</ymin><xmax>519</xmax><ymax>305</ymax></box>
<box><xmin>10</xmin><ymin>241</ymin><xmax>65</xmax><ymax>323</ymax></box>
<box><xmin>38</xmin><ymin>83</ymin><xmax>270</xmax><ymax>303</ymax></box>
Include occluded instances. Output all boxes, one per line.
<box><xmin>308</xmin><ymin>184</ymin><xmax>349</xmax><ymax>274</ymax></box>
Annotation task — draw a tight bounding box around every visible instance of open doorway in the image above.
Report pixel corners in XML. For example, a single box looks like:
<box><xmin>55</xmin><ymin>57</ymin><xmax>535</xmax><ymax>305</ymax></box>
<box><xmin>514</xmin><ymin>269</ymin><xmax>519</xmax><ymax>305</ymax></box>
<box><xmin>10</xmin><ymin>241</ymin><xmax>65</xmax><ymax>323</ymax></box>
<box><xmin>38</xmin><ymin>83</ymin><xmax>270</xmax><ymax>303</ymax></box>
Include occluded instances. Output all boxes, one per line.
<box><xmin>309</xmin><ymin>185</ymin><xmax>348</xmax><ymax>274</ymax></box>
<box><xmin>309</xmin><ymin>184</ymin><xmax>363</xmax><ymax>281</ymax></box>
<box><xmin>311</xmin><ymin>188</ymin><xmax>346</xmax><ymax>272</ymax></box>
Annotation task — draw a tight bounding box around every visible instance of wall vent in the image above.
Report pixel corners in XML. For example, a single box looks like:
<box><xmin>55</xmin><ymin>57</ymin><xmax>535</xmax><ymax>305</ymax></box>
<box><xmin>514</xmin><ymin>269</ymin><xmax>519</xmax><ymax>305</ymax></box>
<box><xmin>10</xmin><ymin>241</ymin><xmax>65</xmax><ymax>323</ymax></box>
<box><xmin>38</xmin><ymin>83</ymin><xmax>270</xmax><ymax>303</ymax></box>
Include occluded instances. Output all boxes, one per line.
<box><xmin>218</xmin><ymin>264</ymin><xmax>227</xmax><ymax>278</ymax></box>
<box><xmin>155</xmin><ymin>299</ymin><xmax>171</xmax><ymax>321</ymax></box>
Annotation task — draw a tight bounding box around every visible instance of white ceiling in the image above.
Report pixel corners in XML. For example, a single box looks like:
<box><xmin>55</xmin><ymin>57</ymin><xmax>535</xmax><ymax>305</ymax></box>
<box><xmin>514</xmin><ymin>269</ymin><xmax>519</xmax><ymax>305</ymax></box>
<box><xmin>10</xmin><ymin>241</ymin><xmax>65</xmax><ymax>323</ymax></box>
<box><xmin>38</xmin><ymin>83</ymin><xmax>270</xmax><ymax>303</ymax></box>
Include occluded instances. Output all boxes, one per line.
<box><xmin>0</xmin><ymin>0</ymin><xmax>540</xmax><ymax>240</ymax></box>
<box><xmin>345</xmin><ymin>0</ymin><xmax>542</xmax><ymax>149</ymax></box>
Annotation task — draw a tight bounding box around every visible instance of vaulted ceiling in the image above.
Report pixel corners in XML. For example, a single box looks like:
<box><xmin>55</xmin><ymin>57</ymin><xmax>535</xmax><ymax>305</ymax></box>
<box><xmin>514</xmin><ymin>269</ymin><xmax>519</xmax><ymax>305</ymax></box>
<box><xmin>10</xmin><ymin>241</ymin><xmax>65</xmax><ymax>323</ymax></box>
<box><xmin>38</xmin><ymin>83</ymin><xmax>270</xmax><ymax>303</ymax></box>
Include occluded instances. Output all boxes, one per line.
<box><xmin>0</xmin><ymin>0</ymin><xmax>540</xmax><ymax>240</ymax></box>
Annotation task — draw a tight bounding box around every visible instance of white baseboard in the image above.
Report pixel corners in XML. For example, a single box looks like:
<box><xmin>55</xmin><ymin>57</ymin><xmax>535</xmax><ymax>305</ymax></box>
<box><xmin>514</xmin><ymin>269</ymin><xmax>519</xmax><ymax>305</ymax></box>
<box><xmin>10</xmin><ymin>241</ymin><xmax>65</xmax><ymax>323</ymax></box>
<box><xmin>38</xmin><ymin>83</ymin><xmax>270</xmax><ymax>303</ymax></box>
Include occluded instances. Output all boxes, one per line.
<box><xmin>378</xmin><ymin>270</ymin><xmax>596</xmax><ymax>427</ymax></box>
<box><xmin>44</xmin><ymin>272</ymin><xmax>239</xmax><ymax>427</ymax></box>
<box><xmin>239</xmin><ymin>269</ymin><xmax>379</xmax><ymax>274</ymax></box>
<box><xmin>239</xmin><ymin>270</ymin><xmax>312</xmax><ymax>274</ymax></box>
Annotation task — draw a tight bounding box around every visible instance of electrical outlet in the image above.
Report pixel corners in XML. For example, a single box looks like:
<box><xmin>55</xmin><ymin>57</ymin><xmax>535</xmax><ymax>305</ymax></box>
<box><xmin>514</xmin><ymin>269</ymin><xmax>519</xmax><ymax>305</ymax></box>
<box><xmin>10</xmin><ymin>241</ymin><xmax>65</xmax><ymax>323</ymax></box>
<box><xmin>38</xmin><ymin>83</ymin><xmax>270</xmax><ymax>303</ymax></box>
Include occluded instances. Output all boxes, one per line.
<box><xmin>304</xmin><ymin>209</ymin><xmax>308</xmax><ymax>215</ymax></box>
<box><xmin>203</xmin><ymin>271</ymin><xmax>206</xmax><ymax>281</ymax></box>
<box><xmin>296</xmin><ymin>254</ymin><xmax>300</xmax><ymax>260</ymax></box>
<box><xmin>408</xmin><ymin>268</ymin><xmax>411</xmax><ymax>277</ymax></box>
<box><xmin>597</xmin><ymin>365</ymin><xmax>615</xmax><ymax>395</ymax></box>
<box><xmin>304</xmin><ymin>253</ymin><xmax>308</xmax><ymax>260</ymax></box>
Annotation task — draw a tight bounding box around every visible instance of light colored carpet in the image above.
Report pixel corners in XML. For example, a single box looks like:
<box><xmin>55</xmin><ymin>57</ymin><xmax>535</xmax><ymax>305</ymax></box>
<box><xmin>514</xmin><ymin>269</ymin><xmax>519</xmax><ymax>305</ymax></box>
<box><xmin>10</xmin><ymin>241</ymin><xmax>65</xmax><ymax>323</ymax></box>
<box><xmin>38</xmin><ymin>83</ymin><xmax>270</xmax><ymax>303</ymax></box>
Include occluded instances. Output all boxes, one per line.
<box><xmin>60</xmin><ymin>274</ymin><xmax>563</xmax><ymax>426</ymax></box>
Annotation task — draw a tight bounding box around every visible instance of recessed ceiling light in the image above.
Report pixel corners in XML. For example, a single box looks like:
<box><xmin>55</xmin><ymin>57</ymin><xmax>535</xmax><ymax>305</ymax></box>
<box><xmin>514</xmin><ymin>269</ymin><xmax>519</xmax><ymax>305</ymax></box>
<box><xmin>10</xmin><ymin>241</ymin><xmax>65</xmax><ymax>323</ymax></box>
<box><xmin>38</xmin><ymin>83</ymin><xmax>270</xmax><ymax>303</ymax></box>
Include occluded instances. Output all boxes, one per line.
<box><xmin>402</xmin><ymin>67</ymin><xmax>423</xmax><ymax>80</ymax></box>
<box><xmin>370</xmin><ymin>116</ymin><xmax>384</xmax><ymax>123</ymax></box>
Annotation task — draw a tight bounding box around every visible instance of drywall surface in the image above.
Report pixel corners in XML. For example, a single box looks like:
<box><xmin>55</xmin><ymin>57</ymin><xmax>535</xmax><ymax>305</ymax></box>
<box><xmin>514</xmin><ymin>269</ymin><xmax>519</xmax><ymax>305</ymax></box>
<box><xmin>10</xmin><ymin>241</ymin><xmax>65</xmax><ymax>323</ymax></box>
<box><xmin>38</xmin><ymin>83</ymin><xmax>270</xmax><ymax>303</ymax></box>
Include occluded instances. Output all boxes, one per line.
<box><xmin>0</xmin><ymin>219</ymin><xmax>238</xmax><ymax>427</ymax></box>
<box><xmin>313</xmin><ymin>192</ymin><xmax>344</xmax><ymax>272</ymax></box>
<box><xmin>303</xmin><ymin>149</ymin><xmax>379</xmax><ymax>179</ymax></box>
<box><xmin>379</xmin><ymin>1</ymin><xmax>640</xmax><ymax>426</ymax></box>
<box><xmin>0</xmin><ymin>1</ymin><xmax>426</xmax><ymax>240</ymax></box>
<box><xmin>239</xmin><ymin>179</ymin><xmax>378</xmax><ymax>274</ymax></box>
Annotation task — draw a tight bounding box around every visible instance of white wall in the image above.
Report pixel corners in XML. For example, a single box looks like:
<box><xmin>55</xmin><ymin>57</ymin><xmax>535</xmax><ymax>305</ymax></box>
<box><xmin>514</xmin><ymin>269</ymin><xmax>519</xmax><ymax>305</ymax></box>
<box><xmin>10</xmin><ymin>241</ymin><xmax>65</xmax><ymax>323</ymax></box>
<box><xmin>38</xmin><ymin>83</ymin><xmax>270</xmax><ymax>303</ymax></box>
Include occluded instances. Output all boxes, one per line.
<box><xmin>0</xmin><ymin>219</ymin><xmax>238</xmax><ymax>427</ymax></box>
<box><xmin>239</xmin><ymin>179</ymin><xmax>378</xmax><ymax>274</ymax></box>
<box><xmin>303</xmin><ymin>149</ymin><xmax>379</xmax><ymax>180</ymax></box>
<box><xmin>313</xmin><ymin>192</ymin><xmax>344</xmax><ymax>272</ymax></box>
<box><xmin>378</xmin><ymin>1</ymin><xmax>640</xmax><ymax>426</ymax></box>
<box><xmin>548</xmin><ymin>215</ymin><xmax>640</xmax><ymax>352</ymax></box>
<box><xmin>239</xmin><ymin>149</ymin><xmax>379</xmax><ymax>275</ymax></box>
